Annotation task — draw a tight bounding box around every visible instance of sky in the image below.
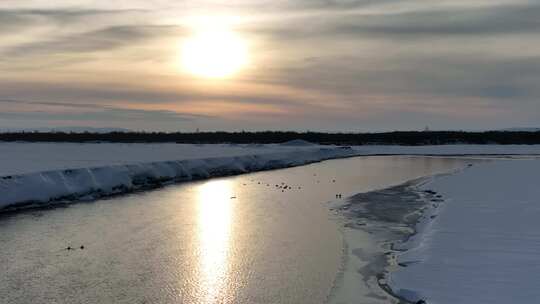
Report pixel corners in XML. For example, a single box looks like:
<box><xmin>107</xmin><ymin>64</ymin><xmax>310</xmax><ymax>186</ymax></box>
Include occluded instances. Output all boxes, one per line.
<box><xmin>0</xmin><ymin>0</ymin><xmax>539</xmax><ymax>132</ymax></box>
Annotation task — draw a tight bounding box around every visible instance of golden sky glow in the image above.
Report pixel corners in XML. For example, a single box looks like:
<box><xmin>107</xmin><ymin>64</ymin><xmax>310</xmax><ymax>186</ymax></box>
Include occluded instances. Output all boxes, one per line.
<box><xmin>1</xmin><ymin>1</ymin><xmax>539</xmax><ymax>131</ymax></box>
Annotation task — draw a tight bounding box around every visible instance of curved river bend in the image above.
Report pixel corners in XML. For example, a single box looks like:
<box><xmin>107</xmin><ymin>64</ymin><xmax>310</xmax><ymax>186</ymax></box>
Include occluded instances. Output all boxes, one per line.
<box><xmin>0</xmin><ymin>156</ymin><xmax>475</xmax><ymax>304</ymax></box>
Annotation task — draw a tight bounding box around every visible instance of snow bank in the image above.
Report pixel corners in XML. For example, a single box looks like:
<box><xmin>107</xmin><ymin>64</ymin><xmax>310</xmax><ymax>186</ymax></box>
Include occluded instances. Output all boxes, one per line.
<box><xmin>3</xmin><ymin>143</ymin><xmax>540</xmax><ymax>177</ymax></box>
<box><xmin>0</xmin><ymin>147</ymin><xmax>356</xmax><ymax>210</ymax></box>
<box><xmin>354</xmin><ymin>144</ymin><xmax>540</xmax><ymax>156</ymax></box>
<box><xmin>279</xmin><ymin>139</ymin><xmax>315</xmax><ymax>146</ymax></box>
<box><xmin>389</xmin><ymin>160</ymin><xmax>540</xmax><ymax>304</ymax></box>
<box><xmin>0</xmin><ymin>143</ymin><xmax>308</xmax><ymax>176</ymax></box>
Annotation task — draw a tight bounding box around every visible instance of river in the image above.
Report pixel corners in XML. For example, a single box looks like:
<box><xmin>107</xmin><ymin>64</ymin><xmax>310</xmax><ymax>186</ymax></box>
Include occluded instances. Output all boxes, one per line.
<box><xmin>0</xmin><ymin>156</ymin><xmax>475</xmax><ymax>304</ymax></box>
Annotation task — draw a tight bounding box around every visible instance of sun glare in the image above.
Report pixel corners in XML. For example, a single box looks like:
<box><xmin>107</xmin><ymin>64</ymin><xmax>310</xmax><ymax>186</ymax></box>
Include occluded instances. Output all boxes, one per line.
<box><xmin>197</xmin><ymin>180</ymin><xmax>233</xmax><ymax>302</ymax></box>
<box><xmin>181</xmin><ymin>27</ymin><xmax>248</xmax><ymax>79</ymax></box>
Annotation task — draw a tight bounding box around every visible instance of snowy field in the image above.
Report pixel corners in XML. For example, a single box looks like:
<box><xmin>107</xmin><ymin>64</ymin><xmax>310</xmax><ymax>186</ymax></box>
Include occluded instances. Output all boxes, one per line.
<box><xmin>2</xmin><ymin>142</ymin><xmax>540</xmax><ymax>176</ymax></box>
<box><xmin>1</xmin><ymin>142</ymin><xmax>540</xmax><ymax>210</ymax></box>
<box><xmin>0</xmin><ymin>142</ymin><xmax>320</xmax><ymax>176</ymax></box>
<box><xmin>389</xmin><ymin>159</ymin><xmax>540</xmax><ymax>303</ymax></box>
<box><xmin>354</xmin><ymin>144</ymin><xmax>540</xmax><ymax>156</ymax></box>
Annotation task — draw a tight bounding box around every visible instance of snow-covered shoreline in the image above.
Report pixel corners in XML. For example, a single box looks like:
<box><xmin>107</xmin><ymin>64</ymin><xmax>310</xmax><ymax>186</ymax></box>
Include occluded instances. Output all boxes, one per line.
<box><xmin>387</xmin><ymin>159</ymin><xmax>540</xmax><ymax>304</ymax></box>
<box><xmin>2</xmin><ymin>143</ymin><xmax>540</xmax><ymax>177</ymax></box>
<box><xmin>0</xmin><ymin>146</ymin><xmax>356</xmax><ymax>211</ymax></box>
<box><xmin>334</xmin><ymin>158</ymin><xmax>540</xmax><ymax>304</ymax></box>
<box><xmin>354</xmin><ymin>144</ymin><xmax>540</xmax><ymax>156</ymax></box>
<box><xmin>3</xmin><ymin>141</ymin><xmax>540</xmax><ymax>213</ymax></box>
<box><xmin>0</xmin><ymin>142</ymin><xmax>325</xmax><ymax>176</ymax></box>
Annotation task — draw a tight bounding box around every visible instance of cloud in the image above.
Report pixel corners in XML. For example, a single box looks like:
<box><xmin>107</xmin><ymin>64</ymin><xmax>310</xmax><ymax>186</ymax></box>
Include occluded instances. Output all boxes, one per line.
<box><xmin>0</xmin><ymin>98</ymin><xmax>211</xmax><ymax>122</ymax></box>
<box><xmin>0</xmin><ymin>80</ymin><xmax>319</xmax><ymax>109</ymax></box>
<box><xmin>0</xmin><ymin>8</ymin><xmax>145</xmax><ymax>22</ymax></box>
<box><xmin>0</xmin><ymin>8</ymin><xmax>146</xmax><ymax>33</ymax></box>
<box><xmin>265</xmin><ymin>53</ymin><xmax>540</xmax><ymax>101</ymax></box>
<box><xmin>3</xmin><ymin>24</ymin><xmax>182</xmax><ymax>56</ymax></box>
<box><xmin>250</xmin><ymin>2</ymin><xmax>540</xmax><ymax>43</ymax></box>
<box><xmin>331</xmin><ymin>4</ymin><xmax>540</xmax><ymax>37</ymax></box>
<box><xmin>1</xmin><ymin>0</ymin><xmax>540</xmax><ymax>131</ymax></box>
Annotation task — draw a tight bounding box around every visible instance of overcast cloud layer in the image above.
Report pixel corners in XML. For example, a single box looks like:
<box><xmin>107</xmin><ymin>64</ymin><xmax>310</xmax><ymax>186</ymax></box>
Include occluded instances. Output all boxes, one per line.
<box><xmin>1</xmin><ymin>0</ymin><xmax>539</xmax><ymax>131</ymax></box>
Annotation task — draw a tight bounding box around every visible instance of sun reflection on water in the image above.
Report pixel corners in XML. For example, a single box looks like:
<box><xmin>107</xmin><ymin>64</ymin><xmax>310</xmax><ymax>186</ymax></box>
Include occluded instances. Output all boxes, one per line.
<box><xmin>196</xmin><ymin>180</ymin><xmax>234</xmax><ymax>303</ymax></box>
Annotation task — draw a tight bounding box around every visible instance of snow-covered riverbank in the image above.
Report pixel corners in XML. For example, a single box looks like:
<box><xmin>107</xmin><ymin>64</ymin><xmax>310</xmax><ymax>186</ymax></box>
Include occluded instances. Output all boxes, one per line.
<box><xmin>331</xmin><ymin>157</ymin><xmax>540</xmax><ymax>304</ymax></box>
<box><xmin>388</xmin><ymin>159</ymin><xmax>540</xmax><ymax>303</ymax></box>
<box><xmin>2</xmin><ymin>143</ymin><xmax>540</xmax><ymax>176</ymax></box>
<box><xmin>355</xmin><ymin>144</ymin><xmax>540</xmax><ymax>156</ymax></box>
<box><xmin>0</xmin><ymin>143</ymin><xmax>357</xmax><ymax>210</ymax></box>
<box><xmin>2</xmin><ymin>142</ymin><xmax>540</xmax><ymax>212</ymax></box>
<box><xmin>0</xmin><ymin>142</ymin><xmax>323</xmax><ymax>176</ymax></box>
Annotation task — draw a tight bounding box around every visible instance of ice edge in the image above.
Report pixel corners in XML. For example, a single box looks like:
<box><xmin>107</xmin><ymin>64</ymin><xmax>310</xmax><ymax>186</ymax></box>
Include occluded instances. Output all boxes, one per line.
<box><xmin>329</xmin><ymin>167</ymin><xmax>466</xmax><ymax>304</ymax></box>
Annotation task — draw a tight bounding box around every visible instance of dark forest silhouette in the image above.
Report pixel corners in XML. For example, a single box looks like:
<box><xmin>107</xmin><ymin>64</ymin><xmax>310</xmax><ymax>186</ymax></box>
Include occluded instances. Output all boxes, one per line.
<box><xmin>1</xmin><ymin>131</ymin><xmax>540</xmax><ymax>145</ymax></box>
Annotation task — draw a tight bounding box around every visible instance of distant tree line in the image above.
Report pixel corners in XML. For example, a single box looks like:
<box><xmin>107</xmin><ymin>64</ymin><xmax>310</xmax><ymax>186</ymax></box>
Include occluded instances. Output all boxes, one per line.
<box><xmin>1</xmin><ymin>131</ymin><xmax>540</xmax><ymax>145</ymax></box>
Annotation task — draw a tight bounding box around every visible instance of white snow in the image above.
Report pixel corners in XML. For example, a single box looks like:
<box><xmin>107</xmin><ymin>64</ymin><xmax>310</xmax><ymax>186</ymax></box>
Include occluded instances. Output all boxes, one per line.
<box><xmin>279</xmin><ymin>139</ymin><xmax>315</xmax><ymax>146</ymax></box>
<box><xmin>354</xmin><ymin>144</ymin><xmax>540</xmax><ymax>156</ymax></box>
<box><xmin>2</xmin><ymin>143</ymin><xmax>540</xmax><ymax>177</ymax></box>
<box><xmin>389</xmin><ymin>159</ymin><xmax>540</xmax><ymax>304</ymax></box>
<box><xmin>0</xmin><ymin>143</ymin><xmax>318</xmax><ymax>176</ymax></box>
<box><xmin>1</xmin><ymin>142</ymin><xmax>540</xmax><ymax>210</ymax></box>
<box><xmin>0</xmin><ymin>143</ymin><xmax>357</xmax><ymax>209</ymax></box>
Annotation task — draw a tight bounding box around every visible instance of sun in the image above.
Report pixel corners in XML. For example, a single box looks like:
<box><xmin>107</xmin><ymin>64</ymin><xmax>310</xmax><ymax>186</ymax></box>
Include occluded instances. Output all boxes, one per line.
<box><xmin>181</xmin><ymin>28</ymin><xmax>248</xmax><ymax>79</ymax></box>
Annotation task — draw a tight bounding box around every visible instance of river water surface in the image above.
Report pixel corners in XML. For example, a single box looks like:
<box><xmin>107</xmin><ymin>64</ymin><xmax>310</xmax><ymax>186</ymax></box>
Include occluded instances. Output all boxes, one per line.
<box><xmin>0</xmin><ymin>156</ymin><xmax>474</xmax><ymax>304</ymax></box>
